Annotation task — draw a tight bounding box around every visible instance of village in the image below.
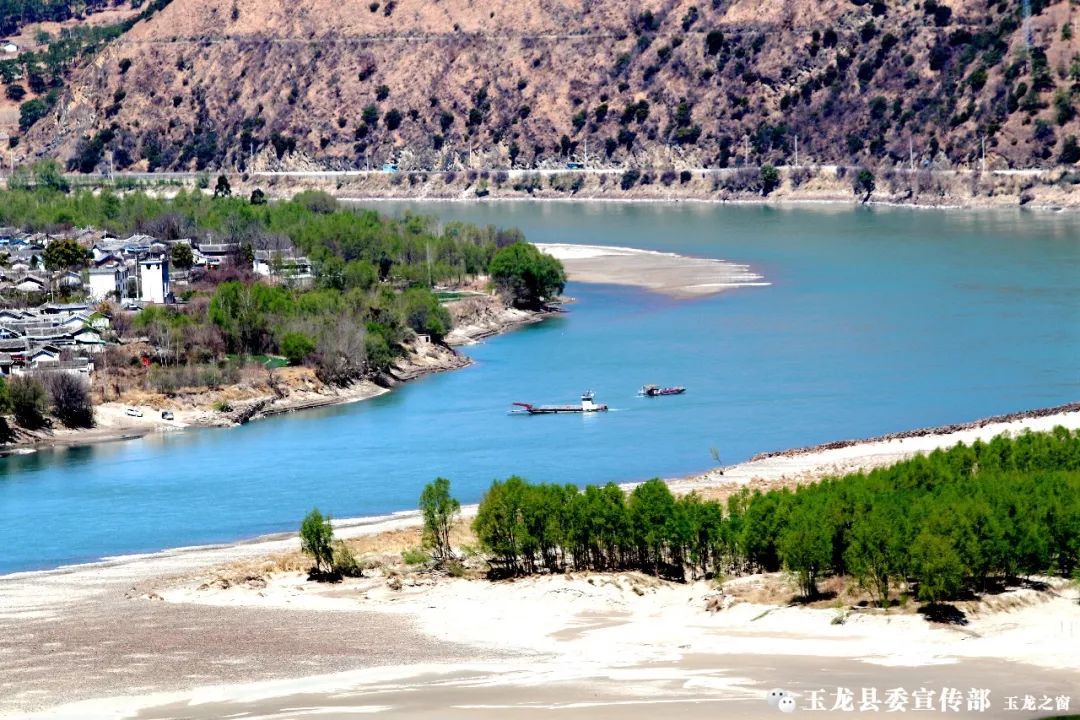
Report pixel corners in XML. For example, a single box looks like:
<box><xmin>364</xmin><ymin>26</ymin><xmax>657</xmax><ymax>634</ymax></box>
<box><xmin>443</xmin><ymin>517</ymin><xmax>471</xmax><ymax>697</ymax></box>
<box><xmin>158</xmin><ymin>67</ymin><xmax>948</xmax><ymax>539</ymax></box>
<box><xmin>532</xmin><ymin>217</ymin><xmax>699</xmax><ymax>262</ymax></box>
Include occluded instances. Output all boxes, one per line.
<box><xmin>0</xmin><ymin>226</ymin><xmax>312</xmax><ymax>381</ymax></box>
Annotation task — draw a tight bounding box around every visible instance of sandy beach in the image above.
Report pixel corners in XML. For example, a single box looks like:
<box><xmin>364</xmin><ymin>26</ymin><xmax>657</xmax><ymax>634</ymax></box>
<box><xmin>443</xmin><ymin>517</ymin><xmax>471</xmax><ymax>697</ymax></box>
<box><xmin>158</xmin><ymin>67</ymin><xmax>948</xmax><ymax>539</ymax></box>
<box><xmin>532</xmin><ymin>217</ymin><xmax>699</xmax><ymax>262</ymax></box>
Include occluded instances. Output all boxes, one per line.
<box><xmin>535</xmin><ymin>243</ymin><xmax>770</xmax><ymax>299</ymax></box>
<box><xmin>3</xmin><ymin>405</ymin><xmax>1078</xmax><ymax>719</ymax></box>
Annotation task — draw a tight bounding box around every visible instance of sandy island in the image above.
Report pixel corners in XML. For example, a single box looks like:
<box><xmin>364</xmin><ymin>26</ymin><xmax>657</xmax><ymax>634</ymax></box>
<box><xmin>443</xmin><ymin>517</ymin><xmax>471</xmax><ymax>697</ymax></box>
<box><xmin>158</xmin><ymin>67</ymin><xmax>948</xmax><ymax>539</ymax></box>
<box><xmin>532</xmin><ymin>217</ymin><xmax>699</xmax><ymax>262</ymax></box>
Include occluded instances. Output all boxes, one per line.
<box><xmin>2</xmin><ymin>405</ymin><xmax>1078</xmax><ymax>719</ymax></box>
<box><xmin>535</xmin><ymin>243</ymin><xmax>769</xmax><ymax>299</ymax></box>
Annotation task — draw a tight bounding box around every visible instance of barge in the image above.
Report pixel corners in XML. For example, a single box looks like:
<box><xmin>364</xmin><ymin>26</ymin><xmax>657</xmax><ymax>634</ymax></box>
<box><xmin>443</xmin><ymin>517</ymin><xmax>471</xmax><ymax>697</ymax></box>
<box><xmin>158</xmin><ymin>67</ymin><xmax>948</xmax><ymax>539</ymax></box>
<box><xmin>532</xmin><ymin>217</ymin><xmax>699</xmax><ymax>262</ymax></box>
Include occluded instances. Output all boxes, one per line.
<box><xmin>513</xmin><ymin>391</ymin><xmax>609</xmax><ymax>414</ymax></box>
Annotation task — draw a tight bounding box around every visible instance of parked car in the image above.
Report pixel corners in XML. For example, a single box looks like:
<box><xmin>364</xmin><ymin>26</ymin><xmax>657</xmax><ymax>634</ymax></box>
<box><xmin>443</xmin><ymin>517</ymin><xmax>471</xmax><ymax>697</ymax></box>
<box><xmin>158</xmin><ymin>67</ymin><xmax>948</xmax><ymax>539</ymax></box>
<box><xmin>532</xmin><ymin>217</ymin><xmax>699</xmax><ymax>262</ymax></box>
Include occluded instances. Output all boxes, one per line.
<box><xmin>161</xmin><ymin>411</ymin><xmax>174</xmax><ymax>421</ymax></box>
<box><xmin>125</xmin><ymin>408</ymin><xmax>143</xmax><ymax>418</ymax></box>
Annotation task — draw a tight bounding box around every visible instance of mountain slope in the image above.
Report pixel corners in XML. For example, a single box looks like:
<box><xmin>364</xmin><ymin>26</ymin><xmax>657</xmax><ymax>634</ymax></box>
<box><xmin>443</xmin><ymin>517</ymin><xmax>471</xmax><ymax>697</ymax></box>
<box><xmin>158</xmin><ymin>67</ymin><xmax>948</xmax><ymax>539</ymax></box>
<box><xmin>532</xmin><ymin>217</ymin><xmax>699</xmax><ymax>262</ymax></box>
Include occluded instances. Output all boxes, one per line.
<box><xmin>18</xmin><ymin>0</ymin><xmax>1080</xmax><ymax>172</ymax></box>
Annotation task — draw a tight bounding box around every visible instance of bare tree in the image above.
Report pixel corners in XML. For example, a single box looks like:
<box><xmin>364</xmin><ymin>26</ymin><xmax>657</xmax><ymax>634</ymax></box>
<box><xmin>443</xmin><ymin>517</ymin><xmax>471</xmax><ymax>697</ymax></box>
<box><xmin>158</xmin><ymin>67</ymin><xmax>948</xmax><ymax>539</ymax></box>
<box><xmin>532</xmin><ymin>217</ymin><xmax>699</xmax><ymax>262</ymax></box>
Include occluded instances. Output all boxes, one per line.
<box><xmin>42</xmin><ymin>372</ymin><xmax>94</xmax><ymax>428</ymax></box>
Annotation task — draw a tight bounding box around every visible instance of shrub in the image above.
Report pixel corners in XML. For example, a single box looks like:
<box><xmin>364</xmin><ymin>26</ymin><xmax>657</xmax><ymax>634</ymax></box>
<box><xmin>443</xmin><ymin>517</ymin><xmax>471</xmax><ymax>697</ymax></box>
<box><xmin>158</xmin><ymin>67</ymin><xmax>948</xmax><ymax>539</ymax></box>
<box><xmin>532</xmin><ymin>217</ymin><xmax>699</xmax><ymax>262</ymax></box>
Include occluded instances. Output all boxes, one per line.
<box><xmin>44</xmin><ymin>373</ymin><xmax>94</xmax><ymax>429</ymax></box>
<box><xmin>402</xmin><ymin>547</ymin><xmax>430</xmax><ymax>565</ymax></box>
<box><xmin>420</xmin><ymin>477</ymin><xmax>461</xmax><ymax>561</ymax></box>
<box><xmin>853</xmin><ymin>168</ymin><xmax>876</xmax><ymax>200</ymax></box>
<box><xmin>300</xmin><ymin>508</ymin><xmax>335</xmax><ymax>575</ymax></box>
<box><xmin>332</xmin><ymin>541</ymin><xmax>362</xmax><ymax>577</ymax></box>
<box><xmin>1061</xmin><ymin>136</ymin><xmax>1080</xmax><ymax>165</ymax></box>
<box><xmin>9</xmin><ymin>376</ymin><xmax>48</xmax><ymax>429</ymax></box>
<box><xmin>620</xmin><ymin>168</ymin><xmax>641</xmax><ymax>190</ymax></box>
<box><xmin>760</xmin><ymin>164</ymin><xmax>780</xmax><ymax>194</ymax></box>
<box><xmin>281</xmin><ymin>331</ymin><xmax>316</xmax><ymax>365</ymax></box>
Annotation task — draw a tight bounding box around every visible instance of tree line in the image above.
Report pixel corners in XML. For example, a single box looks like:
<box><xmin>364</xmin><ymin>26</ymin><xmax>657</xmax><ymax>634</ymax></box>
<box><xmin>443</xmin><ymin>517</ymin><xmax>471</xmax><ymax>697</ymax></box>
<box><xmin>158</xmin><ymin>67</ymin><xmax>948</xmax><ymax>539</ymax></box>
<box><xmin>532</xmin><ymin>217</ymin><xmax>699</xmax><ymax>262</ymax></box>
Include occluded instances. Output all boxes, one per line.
<box><xmin>470</xmin><ymin>429</ymin><xmax>1080</xmax><ymax>605</ymax></box>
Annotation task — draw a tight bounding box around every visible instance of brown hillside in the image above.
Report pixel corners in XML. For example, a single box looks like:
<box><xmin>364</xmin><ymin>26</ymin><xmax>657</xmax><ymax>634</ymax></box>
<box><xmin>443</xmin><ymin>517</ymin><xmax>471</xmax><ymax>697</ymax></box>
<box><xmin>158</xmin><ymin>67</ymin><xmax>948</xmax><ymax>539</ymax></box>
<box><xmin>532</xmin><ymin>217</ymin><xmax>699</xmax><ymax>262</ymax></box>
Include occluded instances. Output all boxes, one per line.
<box><xmin>20</xmin><ymin>0</ymin><xmax>1080</xmax><ymax>172</ymax></box>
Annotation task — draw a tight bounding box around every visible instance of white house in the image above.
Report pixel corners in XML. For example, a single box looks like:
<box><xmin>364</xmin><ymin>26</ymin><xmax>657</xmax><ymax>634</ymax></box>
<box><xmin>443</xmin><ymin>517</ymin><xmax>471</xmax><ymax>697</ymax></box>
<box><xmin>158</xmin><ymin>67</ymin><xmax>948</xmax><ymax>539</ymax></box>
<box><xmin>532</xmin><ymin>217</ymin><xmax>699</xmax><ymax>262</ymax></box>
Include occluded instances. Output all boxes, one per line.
<box><xmin>139</xmin><ymin>254</ymin><xmax>170</xmax><ymax>303</ymax></box>
<box><xmin>88</xmin><ymin>266</ymin><xmax>126</xmax><ymax>302</ymax></box>
<box><xmin>2</xmin><ymin>42</ymin><xmax>17</xmax><ymax>55</ymax></box>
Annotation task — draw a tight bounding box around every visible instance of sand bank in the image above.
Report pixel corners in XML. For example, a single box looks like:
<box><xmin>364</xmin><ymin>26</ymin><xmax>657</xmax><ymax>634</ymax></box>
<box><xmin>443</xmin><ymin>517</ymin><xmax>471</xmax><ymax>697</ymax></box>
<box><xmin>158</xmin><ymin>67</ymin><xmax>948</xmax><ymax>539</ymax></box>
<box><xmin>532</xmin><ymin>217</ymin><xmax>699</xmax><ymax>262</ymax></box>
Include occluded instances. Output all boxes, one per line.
<box><xmin>535</xmin><ymin>243</ymin><xmax>769</xmax><ymax>299</ymax></box>
<box><xmin>3</xmin><ymin>405</ymin><xmax>1079</xmax><ymax>718</ymax></box>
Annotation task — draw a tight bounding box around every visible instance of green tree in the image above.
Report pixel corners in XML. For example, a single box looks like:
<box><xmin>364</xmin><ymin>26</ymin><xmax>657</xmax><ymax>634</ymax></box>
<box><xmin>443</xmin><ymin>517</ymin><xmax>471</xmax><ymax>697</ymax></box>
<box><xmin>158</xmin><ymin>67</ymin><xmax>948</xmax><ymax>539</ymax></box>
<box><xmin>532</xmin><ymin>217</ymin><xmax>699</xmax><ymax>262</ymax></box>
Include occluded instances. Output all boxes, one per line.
<box><xmin>627</xmin><ymin>479</ymin><xmax>678</xmax><ymax>574</ymax></box>
<box><xmin>43</xmin><ymin>238</ymin><xmax>87</xmax><ymax>271</ymax></box>
<box><xmin>170</xmin><ymin>243</ymin><xmax>194</xmax><ymax>270</ymax></box>
<box><xmin>760</xmin><ymin>164</ymin><xmax>780</xmax><ymax>194</ymax></box>
<box><xmin>9</xmin><ymin>376</ymin><xmax>48</xmax><ymax>429</ymax></box>
<box><xmin>19</xmin><ymin>98</ymin><xmax>49</xmax><ymax>132</ymax></box>
<box><xmin>280</xmin><ymin>331</ymin><xmax>315</xmax><ymax>365</ymax></box>
<box><xmin>33</xmin><ymin>160</ymin><xmax>69</xmax><ymax>192</ymax></box>
<box><xmin>250</xmin><ymin>188</ymin><xmax>267</xmax><ymax>205</ymax></box>
<box><xmin>853</xmin><ymin>168</ymin><xmax>875</xmax><ymax>201</ymax></box>
<box><xmin>779</xmin><ymin>497</ymin><xmax>833</xmax><ymax>599</ymax></box>
<box><xmin>299</xmin><ymin>508</ymin><xmax>335</xmax><ymax>575</ymax></box>
<box><xmin>488</xmin><ymin>242</ymin><xmax>566</xmax><ymax>309</ymax></box>
<box><xmin>398</xmin><ymin>287</ymin><xmax>451</xmax><ymax>339</ymax></box>
<box><xmin>474</xmin><ymin>476</ymin><xmax>530</xmax><ymax>574</ymax></box>
<box><xmin>845</xmin><ymin>502</ymin><xmax>903</xmax><ymax>606</ymax></box>
<box><xmin>419</xmin><ymin>477</ymin><xmax>461</xmax><ymax>561</ymax></box>
<box><xmin>911</xmin><ymin>528</ymin><xmax>965</xmax><ymax>603</ymax></box>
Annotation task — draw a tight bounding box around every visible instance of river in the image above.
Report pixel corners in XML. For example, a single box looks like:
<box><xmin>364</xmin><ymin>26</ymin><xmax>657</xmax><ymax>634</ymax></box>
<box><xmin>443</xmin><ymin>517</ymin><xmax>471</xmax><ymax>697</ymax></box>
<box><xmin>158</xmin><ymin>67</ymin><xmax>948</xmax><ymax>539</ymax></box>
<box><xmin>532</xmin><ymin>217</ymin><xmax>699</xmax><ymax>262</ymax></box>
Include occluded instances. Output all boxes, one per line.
<box><xmin>1</xmin><ymin>202</ymin><xmax>1077</xmax><ymax>573</ymax></box>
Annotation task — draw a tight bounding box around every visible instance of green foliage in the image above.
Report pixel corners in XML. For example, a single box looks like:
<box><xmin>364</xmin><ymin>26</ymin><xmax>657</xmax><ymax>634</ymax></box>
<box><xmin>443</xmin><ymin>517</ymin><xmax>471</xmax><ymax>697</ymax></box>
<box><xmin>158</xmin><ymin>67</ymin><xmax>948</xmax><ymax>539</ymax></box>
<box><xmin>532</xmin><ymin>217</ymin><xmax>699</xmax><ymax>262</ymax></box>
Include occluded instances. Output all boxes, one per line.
<box><xmin>280</xmin><ymin>331</ymin><xmax>315</xmax><ymax>365</ymax></box>
<box><xmin>332</xmin><ymin>541</ymin><xmax>362</xmax><ymax>577</ymax></box>
<box><xmin>759</xmin><ymin>164</ymin><xmax>780</xmax><ymax>195</ymax></box>
<box><xmin>9</xmin><ymin>375</ymin><xmax>48</xmax><ymax>429</ymax></box>
<box><xmin>471</xmin><ymin>430</ymin><xmax>1080</xmax><ymax>604</ymax></box>
<box><xmin>779</xmin><ymin>493</ymin><xmax>833</xmax><ymax>598</ymax></box>
<box><xmin>419</xmin><ymin>477</ymin><xmax>460</xmax><ymax>560</ymax></box>
<box><xmin>402</xmin><ymin>547</ymin><xmax>430</xmax><ymax>565</ymax></box>
<box><xmin>488</xmin><ymin>242</ymin><xmax>566</xmax><ymax>309</ymax></box>
<box><xmin>398</xmin><ymin>287</ymin><xmax>451</xmax><ymax>339</ymax></box>
<box><xmin>170</xmin><ymin>243</ymin><xmax>193</xmax><ymax>270</ymax></box>
<box><xmin>43</xmin><ymin>237</ymin><xmax>87</xmax><ymax>270</ymax></box>
<box><xmin>853</xmin><ymin>168</ymin><xmax>876</xmax><ymax>200</ymax></box>
<box><xmin>0</xmin><ymin>189</ymin><xmax>525</xmax><ymax>378</ymax></box>
<box><xmin>299</xmin><ymin>508</ymin><xmax>335</xmax><ymax>574</ymax></box>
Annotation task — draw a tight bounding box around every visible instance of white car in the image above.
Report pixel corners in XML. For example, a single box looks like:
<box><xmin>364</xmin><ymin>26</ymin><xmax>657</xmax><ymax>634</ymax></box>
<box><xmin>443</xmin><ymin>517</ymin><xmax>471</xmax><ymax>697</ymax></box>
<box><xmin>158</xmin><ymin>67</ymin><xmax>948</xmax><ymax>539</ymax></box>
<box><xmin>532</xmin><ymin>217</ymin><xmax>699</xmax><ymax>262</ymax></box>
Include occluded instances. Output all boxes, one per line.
<box><xmin>125</xmin><ymin>408</ymin><xmax>143</xmax><ymax>418</ymax></box>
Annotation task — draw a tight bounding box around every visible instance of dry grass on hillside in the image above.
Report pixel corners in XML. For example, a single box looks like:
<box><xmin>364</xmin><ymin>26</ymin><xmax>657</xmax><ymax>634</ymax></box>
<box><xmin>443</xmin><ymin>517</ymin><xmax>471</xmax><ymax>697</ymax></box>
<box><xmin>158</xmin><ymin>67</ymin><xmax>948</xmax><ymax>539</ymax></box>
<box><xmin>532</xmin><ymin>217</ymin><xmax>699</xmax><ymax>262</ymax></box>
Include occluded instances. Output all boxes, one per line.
<box><xmin>22</xmin><ymin>0</ymin><xmax>1080</xmax><ymax>175</ymax></box>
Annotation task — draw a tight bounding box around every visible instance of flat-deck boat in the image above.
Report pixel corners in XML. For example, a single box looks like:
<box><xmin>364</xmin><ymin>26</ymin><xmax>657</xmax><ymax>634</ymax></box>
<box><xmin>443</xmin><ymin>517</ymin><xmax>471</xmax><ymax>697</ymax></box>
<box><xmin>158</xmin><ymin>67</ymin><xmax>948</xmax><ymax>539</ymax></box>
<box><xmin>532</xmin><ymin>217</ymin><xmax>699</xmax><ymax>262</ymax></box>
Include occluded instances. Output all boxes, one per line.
<box><xmin>513</xmin><ymin>391</ymin><xmax>609</xmax><ymax>414</ymax></box>
<box><xmin>639</xmin><ymin>384</ymin><xmax>686</xmax><ymax>397</ymax></box>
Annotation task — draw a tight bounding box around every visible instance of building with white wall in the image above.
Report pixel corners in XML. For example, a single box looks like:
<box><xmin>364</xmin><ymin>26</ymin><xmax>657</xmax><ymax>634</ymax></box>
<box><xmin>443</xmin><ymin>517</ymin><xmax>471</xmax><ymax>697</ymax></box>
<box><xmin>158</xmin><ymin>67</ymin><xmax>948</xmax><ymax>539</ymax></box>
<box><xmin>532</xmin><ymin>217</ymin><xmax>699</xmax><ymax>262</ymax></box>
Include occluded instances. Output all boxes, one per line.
<box><xmin>139</xmin><ymin>255</ymin><xmax>170</xmax><ymax>304</ymax></box>
<box><xmin>88</xmin><ymin>266</ymin><xmax>126</xmax><ymax>302</ymax></box>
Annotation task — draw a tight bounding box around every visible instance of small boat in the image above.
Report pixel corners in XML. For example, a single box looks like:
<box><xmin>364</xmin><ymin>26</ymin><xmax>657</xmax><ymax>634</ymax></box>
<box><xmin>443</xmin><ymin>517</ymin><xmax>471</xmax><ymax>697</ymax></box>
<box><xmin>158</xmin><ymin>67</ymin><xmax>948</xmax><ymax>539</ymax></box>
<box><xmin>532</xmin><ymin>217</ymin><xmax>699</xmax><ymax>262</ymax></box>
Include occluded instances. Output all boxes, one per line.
<box><xmin>639</xmin><ymin>384</ymin><xmax>686</xmax><ymax>397</ymax></box>
<box><xmin>513</xmin><ymin>391</ymin><xmax>609</xmax><ymax>414</ymax></box>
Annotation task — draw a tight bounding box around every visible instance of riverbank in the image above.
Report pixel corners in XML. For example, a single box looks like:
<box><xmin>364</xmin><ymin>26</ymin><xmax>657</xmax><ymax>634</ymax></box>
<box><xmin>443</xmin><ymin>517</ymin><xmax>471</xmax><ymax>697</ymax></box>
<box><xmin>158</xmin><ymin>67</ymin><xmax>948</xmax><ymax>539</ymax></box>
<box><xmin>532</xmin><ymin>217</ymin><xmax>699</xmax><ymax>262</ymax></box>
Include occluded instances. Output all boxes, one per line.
<box><xmin>3</xmin><ymin>404</ymin><xmax>1078</xmax><ymax>719</ymax></box>
<box><xmin>0</xmin><ymin>295</ymin><xmax>545</xmax><ymax>455</ymax></box>
<box><xmin>240</xmin><ymin>164</ymin><xmax>1080</xmax><ymax>211</ymax></box>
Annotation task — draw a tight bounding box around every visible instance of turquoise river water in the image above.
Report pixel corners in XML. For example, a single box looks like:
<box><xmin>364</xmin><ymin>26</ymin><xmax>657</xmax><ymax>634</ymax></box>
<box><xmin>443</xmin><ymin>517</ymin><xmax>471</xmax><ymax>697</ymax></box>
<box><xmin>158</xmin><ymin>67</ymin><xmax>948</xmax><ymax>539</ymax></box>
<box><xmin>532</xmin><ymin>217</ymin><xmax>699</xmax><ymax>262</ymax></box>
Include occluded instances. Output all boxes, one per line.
<box><xmin>1</xmin><ymin>202</ymin><xmax>1077</xmax><ymax>573</ymax></box>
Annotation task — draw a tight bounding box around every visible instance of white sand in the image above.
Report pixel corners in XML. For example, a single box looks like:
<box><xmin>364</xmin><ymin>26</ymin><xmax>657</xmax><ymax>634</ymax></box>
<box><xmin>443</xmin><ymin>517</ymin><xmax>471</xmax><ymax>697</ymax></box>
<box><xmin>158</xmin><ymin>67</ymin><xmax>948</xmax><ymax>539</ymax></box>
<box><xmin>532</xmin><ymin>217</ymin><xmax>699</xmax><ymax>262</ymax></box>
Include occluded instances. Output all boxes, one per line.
<box><xmin>673</xmin><ymin>409</ymin><xmax>1080</xmax><ymax>495</ymax></box>
<box><xmin>534</xmin><ymin>243</ymin><xmax>769</xmax><ymax>298</ymax></box>
<box><xmin>5</xmin><ymin>407</ymin><xmax>1079</xmax><ymax>719</ymax></box>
